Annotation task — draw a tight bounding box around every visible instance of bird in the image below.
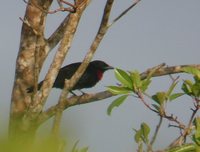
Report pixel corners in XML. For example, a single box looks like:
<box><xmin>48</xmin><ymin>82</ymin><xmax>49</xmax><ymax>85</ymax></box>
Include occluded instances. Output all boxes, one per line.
<box><xmin>27</xmin><ymin>60</ymin><xmax>114</xmax><ymax>93</ymax></box>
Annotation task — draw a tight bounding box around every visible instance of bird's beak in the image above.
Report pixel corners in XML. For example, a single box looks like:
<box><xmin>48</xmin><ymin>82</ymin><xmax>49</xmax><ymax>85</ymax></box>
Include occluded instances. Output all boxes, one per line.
<box><xmin>105</xmin><ymin>65</ymin><xmax>114</xmax><ymax>70</ymax></box>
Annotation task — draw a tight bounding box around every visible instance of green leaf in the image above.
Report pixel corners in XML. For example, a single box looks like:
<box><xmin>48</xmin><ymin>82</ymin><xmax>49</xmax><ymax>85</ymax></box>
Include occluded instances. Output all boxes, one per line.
<box><xmin>107</xmin><ymin>86</ymin><xmax>130</xmax><ymax>95</ymax></box>
<box><xmin>152</xmin><ymin>92</ymin><xmax>167</xmax><ymax>105</ymax></box>
<box><xmin>181</xmin><ymin>80</ymin><xmax>193</xmax><ymax>96</ymax></box>
<box><xmin>134</xmin><ymin>129</ymin><xmax>142</xmax><ymax>143</ymax></box>
<box><xmin>140</xmin><ymin>69</ymin><xmax>153</xmax><ymax>92</ymax></box>
<box><xmin>184</xmin><ymin>79</ymin><xmax>193</xmax><ymax>87</ymax></box>
<box><xmin>194</xmin><ymin>76</ymin><xmax>200</xmax><ymax>83</ymax></box>
<box><xmin>167</xmin><ymin>144</ymin><xmax>196</xmax><ymax>152</ymax></box>
<box><xmin>182</xmin><ymin>67</ymin><xmax>200</xmax><ymax>78</ymax></box>
<box><xmin>80</xmin><ymin>147</ymin><xmax>89</xmax><ymax>152</ymax></box>
<box><xmin>141</xmin><ymin>122</ymin><xmax>150</xmax><ymax>143</ymax></box>
<box><xmin>167</xmin><ymin>81</ymin><xmax>179</xmax><ymax>97</ymax></box>
<box><xmin>72</xmin><ymin>140</ymin><xmax>89</xmax><ymax>152</ymax></box>
<box><xmin>193</xmin><ymin>117</ymin><xmax>200</xmax><ymax>146</ymax></box>
<box><xmin>194</xmin><ymin>117</ymin><xmax>200</xmax><ymax>129</ymax></box>
<box><xmin>72</xmin><ymin>141</ymin><xmax>79</xmax><ymax>152</ymax></box>
<box><xmin>141</xmin><ymin>79</ymin><xmax>151</xmax><ymax>92</ymax></box>
<box><xmin>169</xmin><ymin>93</ymin><xmax>184</xmax><ymax>101</ymax></box>
<box><xmin>114</xmin><ymin>68</ymin><xmax>133</xmax><ymax>89</ymax></box>
<box><xmin>107</xmin><ymin>95</ymin><xmax>128</xmax><ymax>115</ymax></box>
<box><xmin>192</xmin><ymin>83</ymin><xmax>200</xmax><ymax>97</ymax></box>
<box><xmin>130</xmin><ymin>71</ymin><xmax>142</xmax><ymax>92</ymax></box>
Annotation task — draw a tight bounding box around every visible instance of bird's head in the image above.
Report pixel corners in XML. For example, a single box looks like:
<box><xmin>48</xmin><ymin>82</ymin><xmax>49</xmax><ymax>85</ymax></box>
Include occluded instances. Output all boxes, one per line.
<box><xmin>91</xmin><ymin>60</ymin><xmax>114</xmax><ymax>72</ymax></box>
<box><xmin>90</xmin><ymin>60</ymin><xmax>114</xmax><ymax>80</ymax></box>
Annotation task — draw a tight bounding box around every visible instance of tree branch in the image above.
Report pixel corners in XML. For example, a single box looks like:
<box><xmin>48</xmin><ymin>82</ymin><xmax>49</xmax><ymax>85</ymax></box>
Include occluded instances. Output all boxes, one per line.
<box><xmin>47</xmin><ymin>15</ymin><xmax>70</xmax><ymax>51</ymax></box>
<box><xmin>38</xmin><ymin>91</ymin><xmax>114</xmax><ymax>124</ymax></box>
<box><xmin>169</xmin><ymin>100</ymin><xmax>200</xmax><ymax>147</ymax></box>
<box><xmin>29</xmin><ymin>0</ymin><xmax>90</xmax><ymax>114</ymax></box>
<box><xmin>140</xmin><ymin>64</ymin><xmax>200</xmax><ymax>79</ymax></box>
<box><xmin>150</xmin><ymin>116</ymin><xmax>163</xmax><ymax>146</ymax></box>
<box><xmin>9</xmin><ymin>0</ymin><xmax>53</xmax><ymax>137</ymax></box>
<box><xmin>38</xmin><ymin>64</ymin><xmax>200</xmax><ymax>125</ymax></box>
<box><xmin>51</xmin><ymin>0</ymin><xmax>114</xmax><ymax>135</ymax></box>
<box><xmin>62</xmin><ymin>0</ymin><xmax>114</xmax><ymax>93</ymax></box>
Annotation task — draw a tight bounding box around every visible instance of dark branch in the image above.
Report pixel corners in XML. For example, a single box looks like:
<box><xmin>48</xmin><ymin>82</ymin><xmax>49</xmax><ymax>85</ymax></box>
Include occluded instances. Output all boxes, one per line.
<box><xmin>109</xmin><ymin>0</ymin><xmax>141</xmax><ymax>27</ymax></box>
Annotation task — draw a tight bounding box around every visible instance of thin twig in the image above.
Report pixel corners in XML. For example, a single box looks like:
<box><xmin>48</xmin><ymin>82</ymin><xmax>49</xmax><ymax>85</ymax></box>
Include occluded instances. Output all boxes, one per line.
<box><xmin>138</xmin><ymin>90</ymin><xmax>185</xmax><ymax>132</ymax></box>
<box><xmin>108</xmin><ymin>0</ymin><xmax>141</xmax><ymax>27</ymax></box>
<box><xmin>182</xmin><ymin>103</ymin><xmax>199</xmax><ymax>141</ymax></box>
<box><xmin>188</xmin><ymin>101</ymin><xmax>200</xmax><ymax>127</ymax></box>
<box><xmin>169</xmin><ymin>101</ymin><xmax>200</xmax><ymax>147</ymax></box>
<box><xmin>137</xmin><ymin>91</ymin><xmax>158</xmax><ymax>113</ymax></box>
<box><xmin>48</xmin><ymin>7</ymin><xmax>75</xmax><ymax>14</ymax></box>
<box><xmin>49</xmin><ymin>0</ymin><xmax>77</xmax><ymax>14</ymax></box>
<box><xmin>150</xmin><ymin>116</ymin><xmax>163</xmax><ymax>146</ymax></box>
<box><xmin>164</xmin><ymin>114</ymin><xmax>185</xmax><ymax>130</ymax></box>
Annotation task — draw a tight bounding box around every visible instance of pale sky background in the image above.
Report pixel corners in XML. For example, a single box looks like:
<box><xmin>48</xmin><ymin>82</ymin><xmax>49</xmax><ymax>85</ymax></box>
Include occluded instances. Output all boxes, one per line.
<box><xmin>1</xmin><ymin>0</ymin><xmax>200</xmax><ymax>151</ymax></box>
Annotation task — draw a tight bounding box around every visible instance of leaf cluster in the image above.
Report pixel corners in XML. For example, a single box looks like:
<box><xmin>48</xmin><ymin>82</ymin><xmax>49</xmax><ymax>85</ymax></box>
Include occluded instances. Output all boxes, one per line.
<box><xmin>107</xmin><ymin>66</ymin><xmax>200</xmax><ymax>151</ymax></box>
<box><xmin>107</xmin><ymin>68</ymin><xmax>151</xmax><ymax>115</ymax></box>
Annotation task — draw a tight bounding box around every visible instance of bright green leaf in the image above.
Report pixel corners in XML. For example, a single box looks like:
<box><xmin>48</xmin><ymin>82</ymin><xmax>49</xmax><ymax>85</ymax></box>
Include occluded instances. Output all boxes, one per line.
<box><xmin>181</xmin><ymin>81</ymin><xmax>192</xmax><ymax>96</ymax></box>
<box><xmin>167</xmin><ymin>144</ymin><xmax>196</xmax><ymax>152</ymax></box>
<box><xmin>184</xmin><ymin>79</ymin><xmax>193</xmax><ymax>87</ymax></box>
<box><xmin>192</xmin><ymin>83</ymin><xmax>200</xmax><ymax>97</ymax></box>
<box><xmin>141</xmin><ymin>122</ymin><xmax>150</xmax><ymax>143</ymax></box>
<box><xmin>182</xmin><ymin>67</ymin><xmax>200</xmax><ymax>78</ymax></box>
<box><xmin>152</xmin><ymin>92</ymin><xmax>167</xmax><ymax>105</ymax></box>
<box><xmin>134</xmin><ymin>129</ymin><xmax>142</xmax><ymax>143</ymax></box>
<box><xmin>194</xmin><ymin>76</ymin><xmax>200</xmax><ymax>83</ymax></box>
<box><xmin>169</xmin><ymin>93</ymin><xmax>184</xmax><ymax>101</ymax></box>
<box><xmin>194</xmin><ymin>117</ymin><xmax>200</xmax><ymax>129</ymax></box>
<box><xmin>193</xmin><ymin>117</ymin><xmax>200</xmax><ymax>146</ymax></box>
<box><xmin>141</xmin><ymin>79</ymin><xmax>151</xmax><ymax>92</ymax></box>
<box><xmin>114</xmin><ymin>68</ymin><xmax>133</xmax><ymax>89</ymax></box>
<box><xmin>130</xmin><ymin>71</ymin><xmax>142</xmax><ymax>91</ymax></box>
<box><xmin>107</xmin><ymin>86</ymin><xmax>130</xmax><ymax>95</ymax></box>
<box><xmin>167</xmin><ymin>81</ymin><xmax>179</xmax><ymax>97</ymax></box>
<box><xmin>107</xmin><ymin>95</ymin><xmax>128</xmax><ymax>115</ymax></box>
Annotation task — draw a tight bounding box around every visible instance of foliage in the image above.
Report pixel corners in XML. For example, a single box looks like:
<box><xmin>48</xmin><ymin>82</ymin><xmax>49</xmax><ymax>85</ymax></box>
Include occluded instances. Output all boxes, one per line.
<box><xmin>0</xmin><ymin>136</ymin><xmax>88</xmax><ymax>152</ymax></box>
<box><xmin>107</xmin><ymin>67</ymin><xmax>200</xmax><ymax>151</ymax></box>
<box><xmin>8</xmin><ymin>0</ymin><xmax>200</xmax><ymax>151</ymax></box>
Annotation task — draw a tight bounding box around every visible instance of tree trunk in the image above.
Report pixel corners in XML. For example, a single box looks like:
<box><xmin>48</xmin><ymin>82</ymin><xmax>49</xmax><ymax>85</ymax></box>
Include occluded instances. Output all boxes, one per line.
<box><xmin>9</xmin><ymin>0</ymin><xmax>53</xmax><ymax>140</ymax></box>
<box><xmin>9</xmin><ymin>0</ymin><xmax>90</xmax><ymax>142</ymax></box>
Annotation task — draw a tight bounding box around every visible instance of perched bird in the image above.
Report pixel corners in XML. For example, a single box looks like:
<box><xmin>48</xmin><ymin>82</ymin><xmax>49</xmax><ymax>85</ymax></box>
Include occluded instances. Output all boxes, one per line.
<box><xmin>27</xmin><ymin>60</ymin><xmax>113</xmax><ymax>93</ymax></box>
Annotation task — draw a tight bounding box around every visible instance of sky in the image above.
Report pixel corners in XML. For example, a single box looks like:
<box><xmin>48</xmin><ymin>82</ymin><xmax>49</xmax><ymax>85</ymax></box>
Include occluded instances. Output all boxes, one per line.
<box><xmin>1</xmin><ymin>0</ymin><xmax>200</xmax><ymax>151</ymax></box>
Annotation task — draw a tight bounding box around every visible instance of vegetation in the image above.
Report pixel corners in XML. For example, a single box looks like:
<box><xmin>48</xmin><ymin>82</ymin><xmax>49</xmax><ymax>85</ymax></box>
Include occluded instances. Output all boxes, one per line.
<box><xmin>2</xmin><ymin>0</ymin><xmax>200</xmax><ymax>152</ymax></box>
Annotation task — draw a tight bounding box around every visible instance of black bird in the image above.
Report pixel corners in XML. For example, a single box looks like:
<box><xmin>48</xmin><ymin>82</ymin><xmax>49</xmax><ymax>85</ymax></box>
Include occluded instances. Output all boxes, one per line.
<box><xmin>27</xmin><ymin>60</ymin><xmax>113</xmax><ymax>93</ymax></box>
